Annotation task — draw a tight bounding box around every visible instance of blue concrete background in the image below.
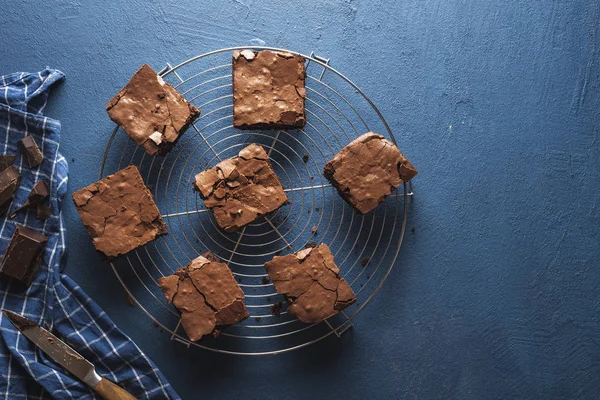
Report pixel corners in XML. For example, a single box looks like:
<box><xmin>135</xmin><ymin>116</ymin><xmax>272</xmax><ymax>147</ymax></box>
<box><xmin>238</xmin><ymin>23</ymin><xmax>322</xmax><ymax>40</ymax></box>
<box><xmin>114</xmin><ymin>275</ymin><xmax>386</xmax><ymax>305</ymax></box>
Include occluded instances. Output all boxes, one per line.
<box><xmin>2</xmin><ymin>0</ymin><xmax>600</xmax><ymax>398</ymax></box>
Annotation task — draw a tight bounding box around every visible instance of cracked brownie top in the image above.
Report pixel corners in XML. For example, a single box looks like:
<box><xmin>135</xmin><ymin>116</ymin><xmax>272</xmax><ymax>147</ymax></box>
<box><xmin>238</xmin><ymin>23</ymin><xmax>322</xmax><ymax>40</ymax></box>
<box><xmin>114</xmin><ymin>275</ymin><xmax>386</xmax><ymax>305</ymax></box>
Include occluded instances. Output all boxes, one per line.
<box><xmin>72</xmin><ymin>165</ymin><xmax>167</xmax><ymax>259</ymax></box>
<box><xmin>264</xmin><ymin>244</ymin><xmax>356</xmax><ymax>323</ymax></box>
<box><xmin>324</xmin><ymin>132</ymin><xmax>418</xmax><ymax>214</ymax></box>
<box><xmin>158</xmin><ymin>252</ymin><xmax>249</xmax><ymax>341</ymax></box>
<box><xmin>106</xmin><ymin>64</ymin><xmax>200</xmax><ymax>156</ymax></box>
<box><xmin>232</xmin><ymin>50</ymin><xmax>306</xmax><ymax>129</ymax></box>
<box><xmin>194</xmin><ymin>144</ymin><xmax>289</xmax><ymax>233</ymax></box>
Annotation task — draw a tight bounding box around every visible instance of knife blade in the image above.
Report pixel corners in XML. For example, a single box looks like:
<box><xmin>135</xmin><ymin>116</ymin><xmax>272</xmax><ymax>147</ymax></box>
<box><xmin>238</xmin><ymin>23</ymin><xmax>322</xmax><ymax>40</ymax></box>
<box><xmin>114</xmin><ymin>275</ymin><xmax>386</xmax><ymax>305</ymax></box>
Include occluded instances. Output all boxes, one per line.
<box><xmin>2</xmin><ymin>309</ymin><xmax>136</xmax><ymax>400</ymax></box>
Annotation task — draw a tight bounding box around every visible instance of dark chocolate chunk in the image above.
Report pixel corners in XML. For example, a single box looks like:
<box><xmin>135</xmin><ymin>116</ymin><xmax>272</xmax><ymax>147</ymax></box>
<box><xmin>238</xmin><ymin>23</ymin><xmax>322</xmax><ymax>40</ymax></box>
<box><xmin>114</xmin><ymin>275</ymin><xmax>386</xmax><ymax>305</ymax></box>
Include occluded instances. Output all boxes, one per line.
<box><xmin>261</xmin><ymin>276</ymin><xmax>270</xmax><ymax>285</ymax></box>
<box><xmin>158</xmin><ymin>252</ymin><xmax>249</xmax><ymax>341</ymax></box>
<box><xmin>305</xmin><ymin>241</ymin><xmax>317</xmax><ymax>249</ymax></box>
<box><xmin>232</xmin><ymin>50</ymin><xmax>306</xmax><ymax>129</ymax></box>
<box><xmin>36</xmin><ymin>204</ymin><xmax>51</xmax><ymax>220</ymax></box>
<box><xmin>10</xmin><ymin>181</ymin><xmax>50</xmax><ymax>218</ymax></box>
<box><xmin>0</xmin><ymin>155</ymin><xmax>16</xmax><ymax>172</ymax></box>
<box><xmin>0</xmin><ymin>225</ymin><xmax>48</xmax><ymax>287</ymax></box>
<box><xmin>72</xmin><ymin>165</ymin><xmax>167</xmax><ymax>259</ymax></box>
<box><xmin>106</xmin><ymin>64</ymin><xmax>201</xmax><ymax>156</ymax></box>
<box><xmin>324</xmin><ymin>132</ymin><xmax>418</xmax><ymax>214</ymax></box>
<box><xmin>0</xmin><ymin>166</ymin><xmax>21</xmax><ymax>215</ymax></box>
<box><xmin>264</xmin><ymin>244</ymin><xmax>356</xmax><ymax>323</ymax></box>
<box><xmin>194</xmin><ymin>144</ymin><xmax>289</xmax><ymax>232</ymax></box>
<box><xmin>18</xmin><ymin>136</ymin><xmax>44</xmax><ymax>168</ymax></box>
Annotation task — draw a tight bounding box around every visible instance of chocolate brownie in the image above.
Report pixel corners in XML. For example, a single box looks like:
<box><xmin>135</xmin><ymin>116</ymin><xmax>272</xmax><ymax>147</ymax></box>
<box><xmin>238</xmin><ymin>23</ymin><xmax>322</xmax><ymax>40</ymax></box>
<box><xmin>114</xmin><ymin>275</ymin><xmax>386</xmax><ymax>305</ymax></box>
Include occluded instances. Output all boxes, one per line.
<box><xmin>0</xmin><ymin>225</ymin><xmax>47</xmax><ymax>287</ymax></box>
<box><xmin>158</xmin><ymin>252</ymin><xmax>249</xmax><ymax>341</ymax></box>
<box><xmin>232</xmin><ymin>50</ymin><xmax>306</xmax><ymax>129</ymax></box>
<box><xmin>72</xmin><ymin>165</ymin><xmax>167</xmax><ymax>259</ymax></box>
<box><xmin>264</xmin><ymin>244</ymin><xmax>356</xmax><ymax>323</ymax></box>
<box><xmin>194</xmin><ymin>144</ymin><xmax>288</xmax><ymax>232</ymax></box>
<box><xmin>106</xmin><ymin>64</ymin><xmax>200</xmax><ymax>156</ymax></box>
<box><xmin>324</xmin><ymin>132</ymin><xmax>418</xmax><ymax>214</ymax></box>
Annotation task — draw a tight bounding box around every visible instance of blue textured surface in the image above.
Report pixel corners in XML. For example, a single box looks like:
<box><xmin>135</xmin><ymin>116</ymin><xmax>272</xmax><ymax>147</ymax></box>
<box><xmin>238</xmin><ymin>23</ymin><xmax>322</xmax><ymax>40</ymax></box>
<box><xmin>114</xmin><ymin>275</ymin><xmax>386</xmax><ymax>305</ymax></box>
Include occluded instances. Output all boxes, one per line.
<box><xmin>2</xmin><ymin>1</ymin><xmax>600</xmax><ymax>398</ymax></box>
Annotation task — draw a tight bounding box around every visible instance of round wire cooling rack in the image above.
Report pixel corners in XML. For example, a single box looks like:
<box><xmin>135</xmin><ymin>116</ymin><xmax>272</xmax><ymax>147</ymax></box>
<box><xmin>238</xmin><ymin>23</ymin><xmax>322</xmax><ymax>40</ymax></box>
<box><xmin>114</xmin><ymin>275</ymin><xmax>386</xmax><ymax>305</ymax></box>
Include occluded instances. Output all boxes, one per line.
<box><xmin>100</xmin><ymin>46</ymin><xmax>414</xmax><ymax>356</ymax></box>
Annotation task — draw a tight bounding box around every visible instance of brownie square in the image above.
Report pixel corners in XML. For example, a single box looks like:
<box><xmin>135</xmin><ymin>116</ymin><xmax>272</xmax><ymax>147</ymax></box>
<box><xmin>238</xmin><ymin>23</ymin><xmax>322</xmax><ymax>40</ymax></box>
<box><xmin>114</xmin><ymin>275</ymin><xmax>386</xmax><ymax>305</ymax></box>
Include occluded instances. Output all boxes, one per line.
<box><xmin>194</xmin><ymin>144</ymin><xmax>289</xmax><ymax>232</ymax></box>
<box><xmin>72</xmin><ymin>165</ymin><xmax>167</xmax><ymax>259</ymax></box>
<box><xmin>158</xmin><ymin>252</ymin><xmax>249</xmax><ymax>341</ymax></box>
<box><xmin>106</xmin><ymin>64</ymin><xmax>200</xmax><ymax>156</ymax></box>
<box><xmin>324</xmin><ymin>132</ymin><xmax>418</xmax><ymax>214</ymax></box>
<box><xmin>232</xmin><ymin>50</ymin><xmax>306</xmax><ymax>129</ymax></box>
<box><xmin>264</xmin><ymin>244</ymin><xmax>356</xmax><ymax>323</ymax></box>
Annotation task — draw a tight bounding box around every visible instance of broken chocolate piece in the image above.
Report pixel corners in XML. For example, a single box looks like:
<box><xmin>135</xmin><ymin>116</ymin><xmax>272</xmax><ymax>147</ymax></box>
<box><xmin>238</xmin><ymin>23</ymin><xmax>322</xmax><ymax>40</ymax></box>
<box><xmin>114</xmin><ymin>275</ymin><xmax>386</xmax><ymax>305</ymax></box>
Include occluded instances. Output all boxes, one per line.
<box><xmin>324</xmin><ymin>132</ymin><xmax>418</xmax><ymax>214</ymax></box>
<box><xmin>0</xmin><ymin>155</ymin><xmax>16</xmax><ymax>172</ymax></box>
<box><xmin>18</xmin><ymin>136</ymin><xmax>44</xmax><ymax>168</ymax></box>
<box><xmin>36</xmin><ymin>204</ymin><xmax>51</xmax><ymax>220</ymax></box>
<box><xmin>0</xmin><ymin>166</ymin><xmax>21</xmax><ymax>215</ymax></box>
<box><xmin>0</xmin><ymin>225</ymin><xmax>48</xmax><ymax>287</ymax></box>
<box><xmin>72</xmin><ymin>165</ymin><xmax>167</xmax><ymax>259</ymax></box>
<box><xmin>106</xmin><ymin>64</ymin><xmax>201</xmax><ymax>156</ymax></box>
<box><xmin>193</xmin><ymin>144</ymin><xmax>289</xmax><ymax>232</ymax></box>
<box><xmin>158</xmin><ymin>252</ymin><xmax>249</xmax><ymax>341</ymax></box>
<box><xmin>10</xmin><ymin>180</ymin><xmax>50</xmax><ymax>218</ymax></box>
<box><xmin>232</xmin><ymin>50</ymin><xmax>306</xmax><ymax>129</ymax></box>
<box><xmin>264</xmin><ymin>244</ymin><xmax>357</xmax><ymax>323</ymax></box>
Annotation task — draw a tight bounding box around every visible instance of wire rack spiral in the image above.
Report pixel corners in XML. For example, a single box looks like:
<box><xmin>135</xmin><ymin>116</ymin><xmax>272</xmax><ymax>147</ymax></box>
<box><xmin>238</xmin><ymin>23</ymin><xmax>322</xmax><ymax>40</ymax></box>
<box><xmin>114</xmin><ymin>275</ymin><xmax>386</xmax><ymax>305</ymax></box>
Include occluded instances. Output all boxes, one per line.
<box><xmin>100</xmin><ymin>46</ymin><xmax>414</xmax><ymax>356</ymax></box>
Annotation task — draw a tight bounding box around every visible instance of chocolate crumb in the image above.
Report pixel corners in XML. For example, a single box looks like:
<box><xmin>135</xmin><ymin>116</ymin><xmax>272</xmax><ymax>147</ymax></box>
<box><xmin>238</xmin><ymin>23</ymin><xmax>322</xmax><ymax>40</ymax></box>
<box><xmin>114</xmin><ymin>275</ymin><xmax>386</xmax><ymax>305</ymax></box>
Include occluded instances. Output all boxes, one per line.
<box><xmin>254</xmin><ymin>317</ymin><xmax>260</xmax><ymax>322</ymax></box>
<box><xmin>311</xmin><ymin>226</ymin><xmax>317</xmax><ymax>234</ymax></box>
<box><xmin>71</xmin><ymin>158</ymin><xmax>75</xmax><ymax>163</ymax></box>
<box><xmin>305</xmin><ymin>241</ymin><xmax>317</xmax><ymax>249</ymax></box>
<box><xmin>411</xmin><ymin>226</ymin><xmax>415</xmax><ymax>233</ymax></box>
<box><xmin>271</xmin><ymin>302</ymin><xmax>283</xmax><ymax>317</ymax></box>
<box><xmin>152</xmin><ymin>319</ymin><xmax>159</xmax><ymax>327</ymax></box>
<box><xmin>361</xmin><ymin>258</ymin><xmax>369</xmax><ymax>267</ymax></box>
<box><xmin>302</xmin><ymin>153</ymin><xmax>309</xmax><ymax>163</ymax></box>
<box><xmin>125</xmin><ymin>294</ymin><xmax>134</xmax><ymax>307</ymax></box>
<box><xmin>262</xmin><ymin>276</ymin><xmax>270</xmax><ymax>285</ymax></box>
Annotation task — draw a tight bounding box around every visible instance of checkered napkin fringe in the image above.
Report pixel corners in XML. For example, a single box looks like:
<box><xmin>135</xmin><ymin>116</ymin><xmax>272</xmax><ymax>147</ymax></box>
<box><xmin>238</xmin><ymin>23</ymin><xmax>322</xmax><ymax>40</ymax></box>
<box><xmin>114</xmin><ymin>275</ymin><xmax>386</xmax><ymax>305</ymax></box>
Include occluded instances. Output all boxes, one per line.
<box><xmin>0</xmin><ymin>69</ymin><xmax>179</xmax><ymax>399</ymax></box>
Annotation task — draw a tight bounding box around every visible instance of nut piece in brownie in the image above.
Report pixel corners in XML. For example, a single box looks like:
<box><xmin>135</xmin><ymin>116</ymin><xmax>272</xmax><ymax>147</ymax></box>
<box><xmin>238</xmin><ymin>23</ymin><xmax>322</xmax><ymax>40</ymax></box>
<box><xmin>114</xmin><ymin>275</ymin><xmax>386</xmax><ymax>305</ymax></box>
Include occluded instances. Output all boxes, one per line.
<box><xmin>72</xmin><ymin>165</ymin><xmax>167</xmax><ymax>259</ymax></box>
<box><xmin>158</xmin><ymin>252</ymin><xmax>249</xmax><ymax>341</ymax></box>
<box><xmin>106</xmin><ymin>64</ymin><xmax>200</xmax><ymax>156</ymax></box>
<box><xmin>324</xmin><ymin>132</ymin><xmax>418</xmax><ymax>214</ymax></box>
<box><xmin>264</xmin><ymin>244</ymin><xmax>356</xmax><ymax>323</ymax></box>
<box><xmin>232</xmin><ymin>50</ymin><xmax>306</xmax><ymax>129</ymax></box>
<box><xmin>194</xmin><ymin>144</ymin><xmax>289</xmax><ymax>233</ymax></box>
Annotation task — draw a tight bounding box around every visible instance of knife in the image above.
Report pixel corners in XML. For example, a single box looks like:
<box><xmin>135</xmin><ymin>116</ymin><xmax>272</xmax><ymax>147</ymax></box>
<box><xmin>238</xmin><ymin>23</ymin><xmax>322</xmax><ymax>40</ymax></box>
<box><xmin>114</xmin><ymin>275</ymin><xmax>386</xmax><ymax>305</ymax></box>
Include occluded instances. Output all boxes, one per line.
<box><xmin>2</xmin><ymin>309</ymin><xmax>136</xmax><ymax>400</ymax></box>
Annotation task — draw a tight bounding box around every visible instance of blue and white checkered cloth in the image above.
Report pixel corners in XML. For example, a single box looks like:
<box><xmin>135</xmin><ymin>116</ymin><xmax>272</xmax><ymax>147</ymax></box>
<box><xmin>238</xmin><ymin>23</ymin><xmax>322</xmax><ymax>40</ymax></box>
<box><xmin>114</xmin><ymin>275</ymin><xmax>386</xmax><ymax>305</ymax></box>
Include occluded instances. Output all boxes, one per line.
<box><xmin>0</xmin><ymin>69</ymin><xmax>180</xmax><ymax>399</ymax></box>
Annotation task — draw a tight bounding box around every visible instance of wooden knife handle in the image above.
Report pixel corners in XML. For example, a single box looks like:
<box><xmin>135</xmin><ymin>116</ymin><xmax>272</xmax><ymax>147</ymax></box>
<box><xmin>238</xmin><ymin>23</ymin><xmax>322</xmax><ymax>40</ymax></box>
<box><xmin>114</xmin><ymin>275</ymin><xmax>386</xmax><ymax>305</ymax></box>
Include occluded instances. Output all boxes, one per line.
<box><xmin>94</xmin><ymin>378</ymin><xmax>137</xmax><ymax>400</ymax></box>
